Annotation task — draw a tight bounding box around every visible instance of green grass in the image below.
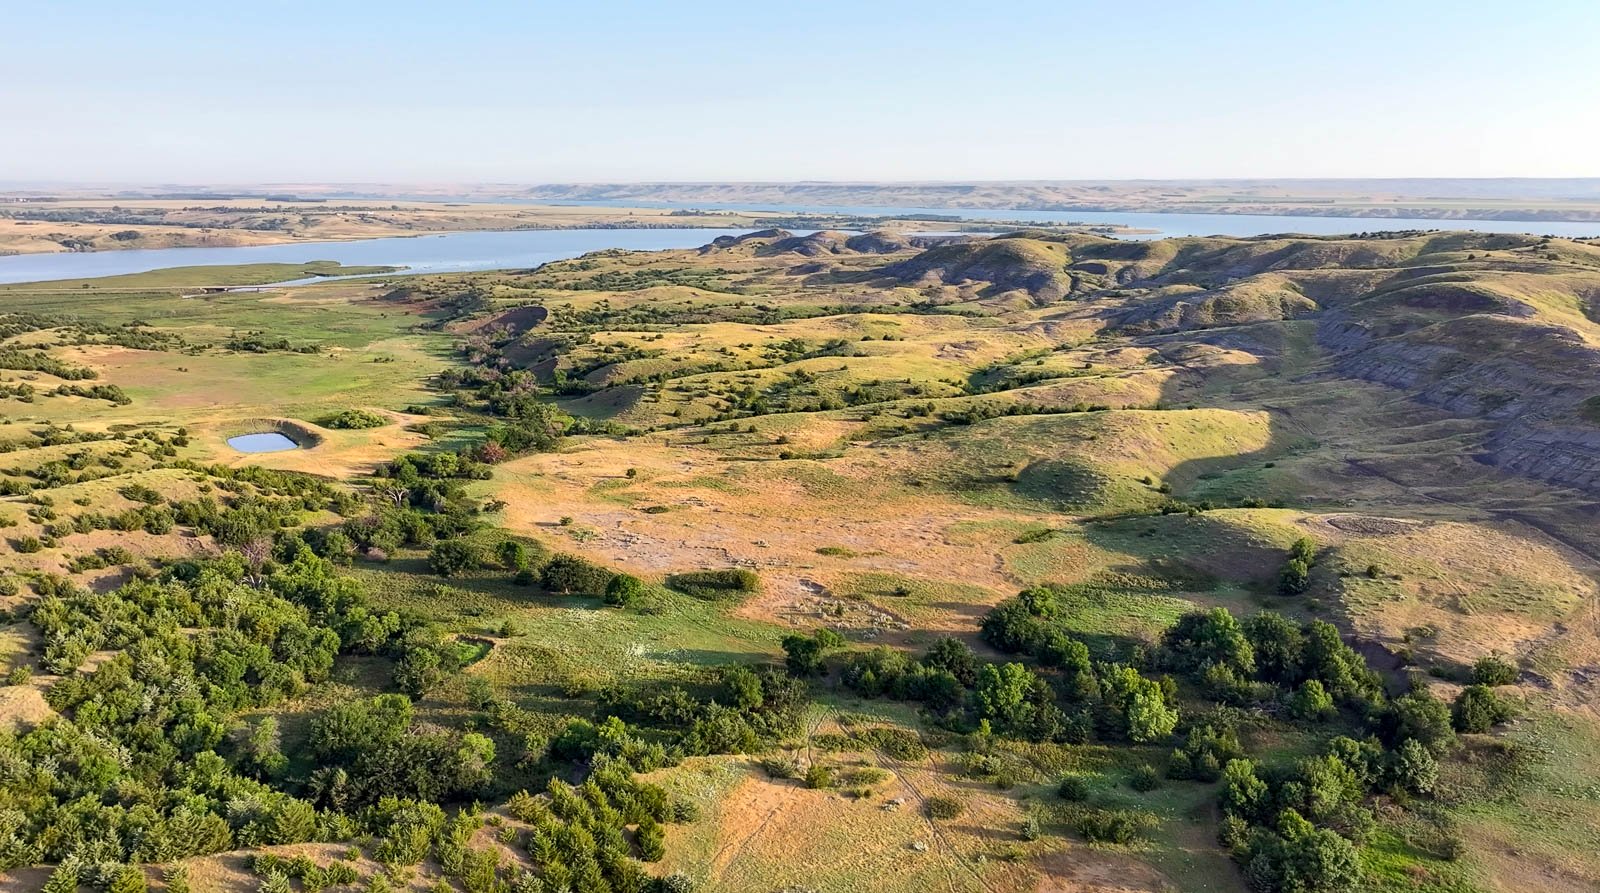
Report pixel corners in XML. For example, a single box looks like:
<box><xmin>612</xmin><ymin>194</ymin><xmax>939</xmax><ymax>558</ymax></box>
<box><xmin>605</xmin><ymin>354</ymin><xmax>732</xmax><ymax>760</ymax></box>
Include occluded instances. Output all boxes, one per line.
<box><xmin>9</xmin><ymin>231</ymin><xmax>1600</xmax><ymax>892</ymax></box>
<box><xmin>0</xmin><ymin>276</ymin><xmax>456</xmax><ymax>428</ymax></box>
<box><xmin>1042</xmin><ymin>576</ymin><xmax>1199</xmax><ymax>656</ymax></box>
<box><xmin>0</xmin><ymin>261</ymin><xmax>398</xmax><ymax>291</ymax></box>
<box><xmin>347</xmin><ymin>561</ymin><xmax>785</xmax><ymax>689</ymax></box>
<box><xmin>1441</xmin><ymin>713</ymin><xmax>1600</xmax><ymax>889</ymax></box>
<box><xmin>1359</xmin><ymin>825</ymin><xmax>1477</xmax><ymax>893</ymax></box>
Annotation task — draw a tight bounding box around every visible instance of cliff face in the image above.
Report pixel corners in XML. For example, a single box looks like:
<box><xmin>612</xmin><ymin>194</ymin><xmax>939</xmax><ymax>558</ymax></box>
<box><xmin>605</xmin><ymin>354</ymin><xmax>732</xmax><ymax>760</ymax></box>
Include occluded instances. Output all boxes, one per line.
<box><xmin>1317</xmin><ymin>308</ymin><xmax>1600</xmax><ymax>492</ymax></box>
<box><xmin>863</xmin><ymin>229</ymin><xmax>1600</xmax><ymax>497</ymax></box>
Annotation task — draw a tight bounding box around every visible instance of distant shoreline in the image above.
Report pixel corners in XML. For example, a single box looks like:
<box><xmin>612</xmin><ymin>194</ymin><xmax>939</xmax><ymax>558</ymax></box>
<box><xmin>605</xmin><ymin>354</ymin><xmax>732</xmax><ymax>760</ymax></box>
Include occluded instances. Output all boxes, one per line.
<box><xmin>0</xmin><ymin>200</ymin><xmax>1144</xmax><ymax>256</ymax></box>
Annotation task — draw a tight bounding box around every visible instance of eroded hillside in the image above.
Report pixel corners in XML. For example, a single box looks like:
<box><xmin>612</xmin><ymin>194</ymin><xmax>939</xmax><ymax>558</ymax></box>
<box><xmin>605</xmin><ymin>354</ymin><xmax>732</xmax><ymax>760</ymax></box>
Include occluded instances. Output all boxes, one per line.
<box><xmin>3</xmin><ymin>229</ymin><xmax>1599</xmax><ymax>893</ymax></box>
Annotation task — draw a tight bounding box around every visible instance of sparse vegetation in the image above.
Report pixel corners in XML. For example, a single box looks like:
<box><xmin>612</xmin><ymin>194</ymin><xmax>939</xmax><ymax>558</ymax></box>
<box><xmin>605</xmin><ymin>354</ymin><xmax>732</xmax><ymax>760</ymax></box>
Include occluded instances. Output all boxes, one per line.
<box><xmin>0</xmin><ymin>225</ymin><xmax>1595</xmax><ymax>893</ymax></box>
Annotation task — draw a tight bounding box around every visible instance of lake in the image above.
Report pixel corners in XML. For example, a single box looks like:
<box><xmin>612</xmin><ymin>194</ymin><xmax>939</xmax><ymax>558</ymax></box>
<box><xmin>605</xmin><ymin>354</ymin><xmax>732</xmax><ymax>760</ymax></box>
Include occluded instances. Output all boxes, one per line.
<box><xmin>2</xmin><ymin>205</ymin><xmax>1597</xmax><ymax>286</ymax></box>
<box><xmin>0</xmin><ymin>228</ymin><xmax>756</xmax><ymax>285</ymax></box>
<box><xmin>227</xmin><ymin>432</ymin><xmax>300</xmax><ymax>453</ymax></box>
<box><xmin>551</xmin><ymin>199</ymin><xmax>1600</xmax><ymax>241</ymax></box>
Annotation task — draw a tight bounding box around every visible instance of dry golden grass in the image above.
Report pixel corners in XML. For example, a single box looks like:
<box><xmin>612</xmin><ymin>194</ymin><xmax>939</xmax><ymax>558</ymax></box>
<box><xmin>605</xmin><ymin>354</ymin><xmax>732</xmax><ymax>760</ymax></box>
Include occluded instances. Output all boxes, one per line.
<box><xmin>1320</xmin><ymin>516</ymin><xmax>1600</xmax><ymax>674</ymax></box>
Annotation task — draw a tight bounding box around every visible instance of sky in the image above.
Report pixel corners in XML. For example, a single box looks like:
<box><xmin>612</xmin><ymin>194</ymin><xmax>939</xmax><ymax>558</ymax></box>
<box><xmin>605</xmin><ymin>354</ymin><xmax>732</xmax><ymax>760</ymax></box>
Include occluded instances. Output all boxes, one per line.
<box><xmin>4</xmin><ymin>0</ymin><xmax>1599</xmax><ymax>184</ymax></box>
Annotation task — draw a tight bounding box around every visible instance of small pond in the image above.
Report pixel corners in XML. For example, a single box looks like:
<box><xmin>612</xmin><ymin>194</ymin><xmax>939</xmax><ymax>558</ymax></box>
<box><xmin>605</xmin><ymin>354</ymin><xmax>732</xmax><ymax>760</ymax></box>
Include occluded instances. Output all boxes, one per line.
<box><xmin>228</xmin><ymin>432</ymin><xmax>300</xmax><ymax>453</ymax></box>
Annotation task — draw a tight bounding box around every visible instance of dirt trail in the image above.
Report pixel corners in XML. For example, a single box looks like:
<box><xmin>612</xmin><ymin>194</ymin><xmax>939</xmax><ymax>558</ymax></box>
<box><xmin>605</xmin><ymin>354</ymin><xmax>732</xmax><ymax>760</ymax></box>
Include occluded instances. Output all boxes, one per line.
<box><xmin>833</xmin><ymin>714</ymin><xmax>997</xmax><ymax>893</ymax></box>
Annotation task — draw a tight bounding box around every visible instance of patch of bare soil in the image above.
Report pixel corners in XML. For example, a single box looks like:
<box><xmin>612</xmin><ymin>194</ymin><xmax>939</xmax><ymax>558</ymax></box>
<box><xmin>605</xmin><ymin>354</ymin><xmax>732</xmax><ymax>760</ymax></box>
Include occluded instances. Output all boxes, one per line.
<box><xmin>1031</xmin><ymin>850</ymin><xmax>1175</xmax><ymax>893</ymax></box>
<box><xmin>1318</xmin><ymin>513</ymin><xmax>1426</xmax><ymax>536</ymax></box>
<box><xmin>0</xmin><ymin>681</ymin><xmax>55</xmax><ymax>733</ymax></box>
<box><xmin>493</xmin><ymin>443</ymin><xmax>1034</xmax><ymax>635</ymax></box>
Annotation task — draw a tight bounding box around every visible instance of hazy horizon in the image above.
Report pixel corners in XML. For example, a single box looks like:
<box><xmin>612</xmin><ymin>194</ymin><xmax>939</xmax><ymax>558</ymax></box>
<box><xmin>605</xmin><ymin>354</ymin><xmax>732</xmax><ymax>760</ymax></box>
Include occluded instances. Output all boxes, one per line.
<box><xmin>6</xmin><ymin>1</ymin><xmax>1598</xmax><ymax>184</ymax></box>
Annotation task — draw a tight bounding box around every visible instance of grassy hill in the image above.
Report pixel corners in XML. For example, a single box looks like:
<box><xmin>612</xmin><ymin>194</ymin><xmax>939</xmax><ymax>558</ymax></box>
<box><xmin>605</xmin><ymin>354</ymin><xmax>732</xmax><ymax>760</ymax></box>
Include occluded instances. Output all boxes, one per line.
<box><xmin>2</xmin><ymin>229</ymin><xmax>1600</xmax><ymax>893</ymax></box>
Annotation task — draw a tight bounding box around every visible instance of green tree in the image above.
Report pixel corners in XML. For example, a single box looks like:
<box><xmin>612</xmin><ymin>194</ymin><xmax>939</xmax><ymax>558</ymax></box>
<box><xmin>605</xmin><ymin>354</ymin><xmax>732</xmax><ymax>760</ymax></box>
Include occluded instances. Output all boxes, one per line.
<box><xmin>1391</xmin><ymin>738</ymin><xmax>1438</xmax><ymax>794</ymax></box>
<box><xmin>1452</xmin><ymin>684</ymin><xmax>1514</xmax><ymax>733</ymax></box>
<box><xmin>1102</xmin><ymin>666</ymin><xmax>1178</xmax><ymax>743</ymax></box>
<box><xmin>1289</xmin><ymin>537</ymin><xmax>1317</xmax><ymax>565</ymax></box>
<box><xmin>1296</xmin><ymin>755</ymin><xmax>1362</xmax><ymax>823</ymax></box>
<box><xmin>1242</xmin><ymin>611</ymin><xmax>1305</xmax><ymax>686</ymax></box>
<box><xmin>781</xmin><ymin>629</ymin><xmax>844</xmax><ymax>676</ymax></box>
<box><xmin>1387</xmin><ymin>690</ymin><xmax>1456</xmax><ymax>754</ymax></box>
<box><xmin>974</xmin><ymin>662</ymin><xmax>1037</xmax><ymax>730</ymax></box>
<box><xmin>1161</xmin><ymin>608</ymin><xmax>1255</xmax><ymax>676</ymax></box>
<box><xmin>1222</xmin><ymin>759</ymin><xmax>1269</xmax><ymax>821</ymax></box>
<box><xmin>239</xmin><ymin>716</ymin><xmax>288</xmax><ymax>779</ymax></box>
<box><xmin>1278</xmin><ymin>558</ymin><xmax>1311</xmax><ymax>595</ymax></box>
<box><xmin>108</xmin><ymin>866</ymin><xmax>148</xmax><ymax>893</ymax></box>
<box><xmin>1289</xmin><ymin>679</ymin><xmax>1335</xmax><ymax>720</ymax></box>
<box><xmin>922</xmin><ymin>637</ymin><xmax>979</xmax><ymax>686</ymax></box>
<box><xmin>1273</xmin><ymin>809</ymin><xmax>1361</xmax><ymax>893</ymax></box>
<box><xmin>1471</xmin><ymin>655</ymin><xmax>1518</xmax><ymax>686</ymax></box>
<box><xmin>542</xmin><ymin>554</ymin><xmax>616</xmax><ymax>595</ymax></box>
<box><xmin>429</xmin><ymin>539</ymin><xmax>486</xmax><ymax>577</ymax></box>
<box><xmin>394</xmin><ymin>645</ymin><xmax>445</xmax><ymax>696</ymax></box>
<box><xmin>41</xmin><ymin>863</ymin><xmax>80</xmax><ymax>893</ymax></box>
<box><xmin>604</xmin><ymin>573</ymin><xmax>644</xmax><ymax>607</ymax></box>
<box><xmin>721</xmin><ymin>666</ymin><xmax>764</xmax><ymax>711</ymax></box>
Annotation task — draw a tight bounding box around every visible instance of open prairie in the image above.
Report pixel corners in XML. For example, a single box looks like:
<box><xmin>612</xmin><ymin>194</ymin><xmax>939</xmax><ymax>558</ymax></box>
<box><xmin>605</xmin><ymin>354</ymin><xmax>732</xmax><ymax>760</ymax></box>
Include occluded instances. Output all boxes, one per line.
<box><xmin>4</xmin><ymin>226</ymin><xmax>1600</xmax><ymax>893</ymax></box>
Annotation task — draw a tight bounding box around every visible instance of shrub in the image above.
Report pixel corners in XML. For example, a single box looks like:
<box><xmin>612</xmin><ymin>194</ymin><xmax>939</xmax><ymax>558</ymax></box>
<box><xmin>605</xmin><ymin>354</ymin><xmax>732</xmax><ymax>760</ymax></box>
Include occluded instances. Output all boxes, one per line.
<box><xmin>803</xmin><ymin>764</ymin><xmax>834</xmax><ymax>789</ymax></box>
<box><xmin>42</xmin><ymin>863</ymin><xmax>80</xmax><ymax>893</ymax></box>
<box><xmin>1074</xmin><ymin>809</ymin><xmax>1156</xmax><ymax>844</ymax></box>
<box><xmin>759</xmin><ymin>755</ymin><xmax>801</xmax><ymax>779</ymax></box>
<box><xmin>429</xmin><ymin>539</ymin><xmax>486</xmax><ymax>577</ymax></box>
<box><xmin>1453</xmin><ymin>684</ymin><xmax>1515</xmax><ymax>733</ymax></box>
<box><xmin>839</xmin><ymin>766</ymin><xmax>891</xmax><ymax>788</ymax></box>
<box><xmin>107</xmin><ymin>867</ymin><xmax>148</xmax><ymax>893</ymax></box>
<box><xmin>1058</xmin><ymin>775</ymin><xmax>1090</xmax><ymax>801</ymax></box>
<box><xmin>497</xmin><ymin>540</ymin><xmax>529</xmax><ymax>571</ymax></box>
<box><xmin>665</xmin><ymin>568</ymin><xmax>759</xmax><ymax>599</ymax></box>
<box><xmin>1168</xmin><ymin>725</ymin><xmax>1242</xmax><ymax>782</ymax></box>
<box><xmin>1129</xmin><ymin>764</ymin><xmax>1162</xmax><ymax>792</ymax></box>
<box><xmin>1472</xmin><ymin>655</ymin><xmax>1518</xmax><ymax>686</ymax></box>
<box><xmin>670</xmin><ymin>799</ymin><xmax>700</xmax><ymax>823</ymax></box>
<box><xmin>636</xmin><ymin>816</ymin><xmax>666</xmax><ymax>862</ymax></box>
<box><xmin>853</xmin><ymin>726</ymin><xmax>927</xmax><ymax>760</ymax></box>
<box><xmin>925</xmin><ymin>795</ymin><xmax>964</xmax><ymax>820</ymax></box>
<box><xmin>604</xmin><ymin>573</ymin><xmax>644</xmax><ymax>607</ymax></box>
<box><xmin>1277</xmin><ymin>558</ymin><xmax>1311</xmax><ymax>595</ymax></box>
<box><xmin>782</xmin><ymin>628</ymin><xmax>845</xmax><ymax>676</ymax></box>
<box><xmin>1289</xmin><ymin>679</ymin><xmax>1335</xmax><ymax>720</ymax></box>
<box><xmin>1391</xmin><ymin>738</ymin><xmax>1438</xmax><ymax>794</ymax></box>
<box><xmin>322</xmin><ymin>409</ymin><xmax>388</xmax><ymax>429</ymax></box>
<box><xmin>539</xmin><ymin>554</ymin><xmax>614</xmax><ymax>595</ymax></box>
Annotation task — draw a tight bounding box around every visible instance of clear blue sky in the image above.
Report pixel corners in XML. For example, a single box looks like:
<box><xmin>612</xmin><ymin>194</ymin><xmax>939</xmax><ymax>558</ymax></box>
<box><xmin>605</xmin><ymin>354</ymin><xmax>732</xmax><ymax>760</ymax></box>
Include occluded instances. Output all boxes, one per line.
<box><xmin>5</xmin><ymin>0</ymin><xmax>1597</xmax><ymax>183</ymax></box>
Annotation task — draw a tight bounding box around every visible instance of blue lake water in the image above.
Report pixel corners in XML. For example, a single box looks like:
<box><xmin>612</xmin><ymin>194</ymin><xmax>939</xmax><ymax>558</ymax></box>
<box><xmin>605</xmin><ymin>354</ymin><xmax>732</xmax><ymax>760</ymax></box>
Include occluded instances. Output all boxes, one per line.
<box><xmin>548</xmin><ymin>199</ymin><xmax>1600</xmax><ymax>241</ymax></box>
<box><xmin>2</xmin><ymin>205</ymin><xmax>1597</xmax><ymax>286</ymax></box>
<box><xmin>0</xmin><ymin>228</ymin><xmax>755</xmax><ymax>285</ymax></box>
<box><xmin>227</xmin><ymin>432</ymin><xmax>300</xmax><ymax>453</ymax></box>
